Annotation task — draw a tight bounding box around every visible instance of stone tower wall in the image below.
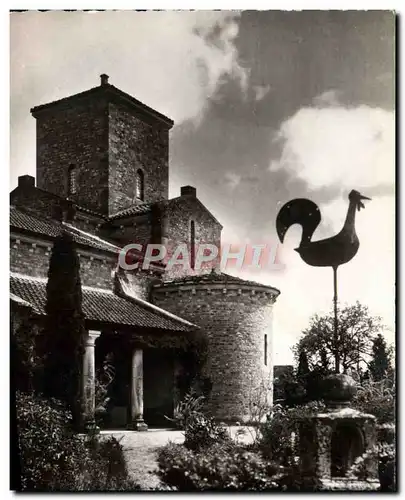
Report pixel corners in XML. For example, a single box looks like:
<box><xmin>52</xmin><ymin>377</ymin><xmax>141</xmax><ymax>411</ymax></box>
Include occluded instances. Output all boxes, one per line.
<box><xmin>33</xmin><ymin>97</ymin><xmax>109</xmax><ymax>214</ymax></box>
<box><xmin>152</xmin><ymin>283</ymin><xmax>277</xmax><ymax>422</ymax></box>
<box><xmin>31</xmin><ymin>81</ymin><xmax>171</xmax><ymax>217</ymax></box>
<box><xmin>108</xmin><ymin>101</ymin><xmax>169</xmax><ymax>215</ymax></box>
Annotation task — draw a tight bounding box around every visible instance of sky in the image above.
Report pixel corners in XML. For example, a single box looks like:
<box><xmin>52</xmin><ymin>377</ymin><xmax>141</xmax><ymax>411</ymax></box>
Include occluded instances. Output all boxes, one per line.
<box><xmin>10</xmin><ymin>10</ymin><xmax>395</xmax><ymax>365</ymax></box>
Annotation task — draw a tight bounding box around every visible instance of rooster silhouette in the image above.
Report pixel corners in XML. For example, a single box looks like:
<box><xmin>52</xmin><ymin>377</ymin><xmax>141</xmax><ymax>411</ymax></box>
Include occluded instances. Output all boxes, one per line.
<box><xmin>276</xmin><ymin>190</ymin><xmax>371</xmax><ymax>373</ymax></box>
<box><xmin>276</xmin><ymin>190</ymin><xmax>371</xmax><ymax>269</ymax></box>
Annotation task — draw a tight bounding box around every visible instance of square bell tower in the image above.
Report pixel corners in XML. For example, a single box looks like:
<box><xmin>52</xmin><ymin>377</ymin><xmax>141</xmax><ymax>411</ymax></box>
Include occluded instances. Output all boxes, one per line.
<box><xmin>30</xmin><ymin>74</ymin><xmax>173</xmax><ymax>216</ymax></box>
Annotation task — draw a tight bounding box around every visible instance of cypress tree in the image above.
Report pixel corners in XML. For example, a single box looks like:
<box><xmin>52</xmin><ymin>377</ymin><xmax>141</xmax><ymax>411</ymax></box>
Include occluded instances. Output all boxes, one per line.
<box><xmin>368</xmin><ymin>333</ymin><xmax>392</xmax><ymax>382</ymax></box>
<box><xmin>43</xmin><ymin>230</ymin><xmax>85</xmax><ymax>425</ymax></box>
<box><xmin>297</xmin><ymin>350</ymin><xmax>310</xmax><ymax>379</ymax></box>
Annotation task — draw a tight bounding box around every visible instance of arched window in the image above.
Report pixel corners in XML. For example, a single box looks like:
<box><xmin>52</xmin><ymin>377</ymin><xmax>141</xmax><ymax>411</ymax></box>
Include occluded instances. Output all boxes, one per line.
<box><xmin>135</xmin><ymin>169</ymin><xmax>144</xmax><ymax>201</ymax></box>
<box><xmin>190</xmin><ymin>220</ymin><xmax>196</xmax><ymax>269</ymax></box>
<box><xmin>68</xmin><ymin>165</ymin><xmax>77</xmax><ymax>196</ymax></box>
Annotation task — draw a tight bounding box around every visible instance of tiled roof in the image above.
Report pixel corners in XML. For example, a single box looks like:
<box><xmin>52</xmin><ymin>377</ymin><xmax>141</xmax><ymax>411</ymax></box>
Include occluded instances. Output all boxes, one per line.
<box><xmin>10</xmin><ymin>206</ymin><xmax>120</xmax><ymax>254</ymax></box>
<box><xmin>32</xmin><ymin>186</ymin><xmax>107</xmax><ymax>219</ymax></box>
<box><xmin>157</xmin><ymin>271</ymin><xmax>281</xmax><ymax>294</ymax></box>
<box><xmin>31</xmin><ymin>83</ymin><xmax>174</xmax><ymax>127</ymax></box>
<box><xmin>10</xmin><ymin>273</ymin><xmax>194</xmax><ymax>332</ymax></box>
<box><xmin>108</xmin><ymin>203</ymin><xmax>153</xmax><ymax>221</ymax></box>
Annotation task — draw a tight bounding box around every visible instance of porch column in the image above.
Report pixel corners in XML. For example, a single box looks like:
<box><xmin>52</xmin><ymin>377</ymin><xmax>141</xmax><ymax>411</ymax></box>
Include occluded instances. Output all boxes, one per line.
<box><xmin>81</xmin><ymin>329</ymin><xmax>101</xmax><ymax>431</ymax></box>
<box><xmin>129</xmin><ymin>347</ymin><xmax>148</xmax><ymax>431</ymax></box>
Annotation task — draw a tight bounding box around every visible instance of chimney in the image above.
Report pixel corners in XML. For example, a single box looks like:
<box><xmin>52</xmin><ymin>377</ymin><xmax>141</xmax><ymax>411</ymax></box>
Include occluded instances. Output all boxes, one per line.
<box><xmin>180</xmin><ymin>185</ymin><xmax>197</xmax><ymax>198</ymax></box>
<box><xmin>18</xmin><ymin>175</ymin><xmax>35</xmax><ymax>189</ymax></box>
<box><xmin>100</xmin><ymin>74</ymin><xmax>109</xmax><ymax>86</ymax></box>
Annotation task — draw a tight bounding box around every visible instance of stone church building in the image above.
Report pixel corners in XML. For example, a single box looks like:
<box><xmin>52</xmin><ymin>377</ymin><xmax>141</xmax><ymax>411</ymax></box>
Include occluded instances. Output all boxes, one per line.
<box><xmin>10</xmin><ymin>75</ymin><xmax>280</xmax><ymax>430</ymax></box>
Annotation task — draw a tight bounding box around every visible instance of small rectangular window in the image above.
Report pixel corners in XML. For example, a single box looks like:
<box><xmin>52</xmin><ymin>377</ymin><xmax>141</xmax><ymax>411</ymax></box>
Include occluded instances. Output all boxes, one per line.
<box><xmin>264</xmin><ymin>334</ymin><xmax>268</xmax><ymax>366</ymax></box>
<box><xmin>190</xmin><ymin>220</ymin><xmax>195</xmax><ymax>269</ymax></box>
<box><xmin>136</xmin><ymin>169</ymin><xmax>144</xmax><ymax>201</ymax></box>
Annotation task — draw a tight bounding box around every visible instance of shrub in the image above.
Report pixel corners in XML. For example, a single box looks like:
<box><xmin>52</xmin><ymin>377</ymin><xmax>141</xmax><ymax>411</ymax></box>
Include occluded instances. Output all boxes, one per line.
<box><xmin>184</xmin><ymin>412</ymin><xmax>230</xmax><ymax>451</ymax></box>
<box><xmin>346</xmin><ymin>442</ymin><xmax>396</xmax><ymax>492</ymax></box>
<box><xmin>378</xmin><ymin>442</ymin><xmax>396</xmax><ymax>492</ymax></box>
<box><xmin>79</xmin><ymin>436</ymin><xmax>141</xmax><ymax>491</ymax></box>
<box><xmin>259</xmin><ymin>401</ymin><xmax>326</xmax><ymax>465</ymax></box>
<box><xmin>352</xmin><ymin>377</ymin><xmax>395</xmax><ymax>424</ymax></box>
<box><xmin>157</xmin><ymin>442</ymin><xmax>282</xmax><ymax>491</ymax></box>
<box><xmin>347</xmin><ymin>447</ymin><xmax>378</xmax><ymax>481</ymax></box>
<box><xmin>16</xmin><ymin>392</ymin><xmax>140</xmax><ymax>491</ymax></box>
<box><xmin>165</xmin><ymin>392</ymin><xmax>230</xmax><ymax>451</ymax></box>
<box><xmin>94</xmin><ymin>353</ymin><xmax>115</xmax><ymax>426</ymax></box>
<box><xmin>16</xmin><ymin>391</ymin><xmax>87</xmax><ymax>491</ymax></box>
<box><xmin>165</xmin><ymin>393</ymin><xmax>205</xmax><ymax>429</ymax></box>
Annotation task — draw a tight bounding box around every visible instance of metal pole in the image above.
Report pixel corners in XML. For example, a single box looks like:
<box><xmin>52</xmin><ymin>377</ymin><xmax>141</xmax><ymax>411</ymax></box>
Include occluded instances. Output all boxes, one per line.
<box><xmin>333</xmin><ymin>266</ymin><xmax>339</xmax><ymax>373</ymax></box>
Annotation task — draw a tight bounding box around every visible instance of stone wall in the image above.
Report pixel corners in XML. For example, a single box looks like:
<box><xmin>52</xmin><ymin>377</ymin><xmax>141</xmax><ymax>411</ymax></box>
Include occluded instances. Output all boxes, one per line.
<box><xmin>108</xmin><ymin>102</ymin><xmax>169</xmax><ymax>216</ymax></box>
<box><xmin>11</xmin><ymin>181</ymin><xmax>107</xmax><ymax>234</ymax></box>
<box><xmin>163</xmin><ymin>195</ymin><xmax>222</xmax><ymax>279</ymax></box>
<box><xmin>32</xmin><ymin>97</ymin><xmax>109</xmax><ymax>214</ymax></box>
<box><xmin>10</xmin><ymin>235</ymin><xmax>117</xmax><ymax>290</ymax></box>
<box><xmin>10</xmin><ymin>238</ymin><xmax>51</xmax><ymax>278</ymax></box>
<box><xmin>152</xmin><ymin>282</ymin><xmax>276</xmax><ymax>421</ymax></box>
<box><xmin>104</xmin><ymin>213</ymin><xmax>154</xmax><ymax>248</ymax></box>
<box><xmin>116</xmin><ymin>268</ymin><xmax>161</xmax><ymax>302</ymax></box>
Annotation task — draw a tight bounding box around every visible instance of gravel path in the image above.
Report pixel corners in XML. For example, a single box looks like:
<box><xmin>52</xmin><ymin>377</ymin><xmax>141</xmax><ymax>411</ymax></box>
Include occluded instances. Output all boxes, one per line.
<box><xmin>102</xmin><ymin>426</ymin><xmax>255</xmax><ymax>490</ymax></box>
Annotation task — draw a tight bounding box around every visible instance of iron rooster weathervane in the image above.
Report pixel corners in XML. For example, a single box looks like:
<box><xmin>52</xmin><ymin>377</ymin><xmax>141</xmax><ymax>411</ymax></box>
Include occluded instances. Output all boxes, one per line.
<box><xmin>276</xmin><ymin>190</ymin><xmax>371</xmax><ymax>373</ymax></box>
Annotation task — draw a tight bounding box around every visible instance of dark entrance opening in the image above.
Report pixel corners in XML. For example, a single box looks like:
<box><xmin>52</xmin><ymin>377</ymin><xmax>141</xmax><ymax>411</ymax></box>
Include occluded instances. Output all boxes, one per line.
<box><xmin>95</xmin><ymin>333</ymin><xmax>130</xmax><ymax>429</ymax></box>
<box><xmin>143</xmin><ymin>348</ymin><xmax>175</xmax><ymax>427</ymax></box>
<box><xmin>331</xmin><ymin>423</ymin><xmax>364</xmax><ymax>477</ymax></box>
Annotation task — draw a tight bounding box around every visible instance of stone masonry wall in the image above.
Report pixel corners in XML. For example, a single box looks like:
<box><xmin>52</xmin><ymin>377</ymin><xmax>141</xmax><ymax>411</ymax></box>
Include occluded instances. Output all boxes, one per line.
<box><xmin>11</xmin><ymin>186</ymin><xmax>105</xmax><ymax>234</ymax></box>
<box><xmin>152</xmin><ymin>285</ymin><xmax>275</xmax><ymax>421</ymax></box>
<box><xmin>10</xmin><ymin>236</ymin><xmax>116</xmax><ymax>290</ymax></box>
<box><xmin>108</xmin><ymin>102</ymin><xmax>169</xmax><ymax>216</ymax></box>
<box><xmin>11</xmin><ymin>185</ymin><xmax>68</xmax><ymax>221</ymax></box>
<box><xmin>104</xmin><ymin>214</ymin><xmax>153</xmax><ymax>248</ymax></box>
<box><xmin>33</xmin><ymin>97</ymin><xmax>109</xmax><ymax>214</ymax></box>
<box><xmin>163</xmin><ymin>196</ymin><xmax>222</xmax><ymax>279</ymax></box>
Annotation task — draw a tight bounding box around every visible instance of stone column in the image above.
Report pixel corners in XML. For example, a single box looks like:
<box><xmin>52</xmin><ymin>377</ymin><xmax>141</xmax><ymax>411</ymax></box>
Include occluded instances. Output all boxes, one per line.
<box><xmin>81</xmin><ymin>330</ymin><xmax>101</xmax><ymax>431</ymax></box>
<box><xmin>129</xmin><ymin>347</ymin><xmax>148</xmax><ymax>431</ymax></box>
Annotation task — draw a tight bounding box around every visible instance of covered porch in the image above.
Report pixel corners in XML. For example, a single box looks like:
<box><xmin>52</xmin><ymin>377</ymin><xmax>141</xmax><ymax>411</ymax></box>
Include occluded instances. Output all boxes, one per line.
<box><xmin>87</xmin><ymin>326</ymin><xmax>193</xmax><ymax>431</ymax></box>
<box><xmin>10</xmin><ymin>272</ymin><xmax>198</xmax><ymax>431</ymax></box>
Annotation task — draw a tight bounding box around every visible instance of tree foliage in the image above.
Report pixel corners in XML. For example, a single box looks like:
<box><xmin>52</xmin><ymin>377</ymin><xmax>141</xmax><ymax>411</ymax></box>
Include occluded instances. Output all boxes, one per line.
<box><xmin>297</xmin><ymin>351</ymin><xmax>310</xmax><ymax>380</ymax></box>
<box><xmin>42</xmin><ymin>231</ymin><xmax>86</xmax><ymax>425</ymax></box>
<box><xmin>294</xmin><ymin>302</ymin><xmax>383</xmax><ymax>374</ymax></box>
<box><xmin>352</xmin><ymin>377</ymin><xmax>395</xmax><ymax>424</ymax></box>
<box><xmin>368</xmin><ymin>334</ymin><xmax>394</xmax><ymax>382</ymax></box>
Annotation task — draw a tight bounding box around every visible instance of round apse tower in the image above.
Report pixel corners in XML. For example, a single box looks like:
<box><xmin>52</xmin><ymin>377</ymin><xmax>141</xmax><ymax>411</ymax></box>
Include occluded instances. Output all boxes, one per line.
<box><xmin>152</xmin><ymin>273</ymin><xmax>280</xmax><ymax>422</ymax></box>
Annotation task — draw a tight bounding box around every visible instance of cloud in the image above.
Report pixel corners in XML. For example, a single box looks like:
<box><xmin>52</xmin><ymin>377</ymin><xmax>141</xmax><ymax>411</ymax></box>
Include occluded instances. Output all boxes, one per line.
<box><xmin>10</xmin><ymin>11</ymin><xmax>249</xmax><ymax>186</ymax></box>
<box><xmin>312</xmin><ymin>89</ymin><xmax>341</xmax><ymax>107</ymax></box>
<box><xmin>253</xmin><ymin>83</ymin><xmax>271</xmax><ymax>101</ymax></box>
<box><xmin>265</xmin><ymin>96</ymin><xmax>395</xmax><ymax>360</ymax></box>
<box><xmin>10</xmin><ymin>12</ymin><xmax>248</xmax><ymax>126</ymax></box>
<box><xmin>223</xmin><ymin>171</ymin><xmax>260</xmax><ymax>190</ymax></box>
<box><xmin>269</xmin><ymin>103</ymin><xmax>395</xmax><ymax>195</ymax></box>
<box><xmin>224</xmin><ymin>172</ymin><xmax>242</xmax><ymax>190</ymax></box>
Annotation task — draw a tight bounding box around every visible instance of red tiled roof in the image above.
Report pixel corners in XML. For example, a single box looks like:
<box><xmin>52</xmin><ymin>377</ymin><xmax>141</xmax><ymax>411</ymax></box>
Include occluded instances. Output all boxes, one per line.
<box><xmin>10</xmin><ymin>273</ymin><xmax>195</xmax><ymax>332</ymax></box>
<box><xmin>10</xmin><ymin>206</ymin><xmax>120</xmax><ymax>254</ymax></box>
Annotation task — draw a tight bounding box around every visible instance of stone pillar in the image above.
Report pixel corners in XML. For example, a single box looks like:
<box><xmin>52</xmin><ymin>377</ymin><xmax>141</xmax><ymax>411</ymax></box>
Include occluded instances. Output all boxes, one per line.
<box><xmin>81</xmin><ymin>330</ymin><xmax>101</xmax><ymax>431</ymax></box>
<box><xmin>129</xmin><ymin>347</ymin><xmax>148</xmax><ymax>431</ymax></box>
